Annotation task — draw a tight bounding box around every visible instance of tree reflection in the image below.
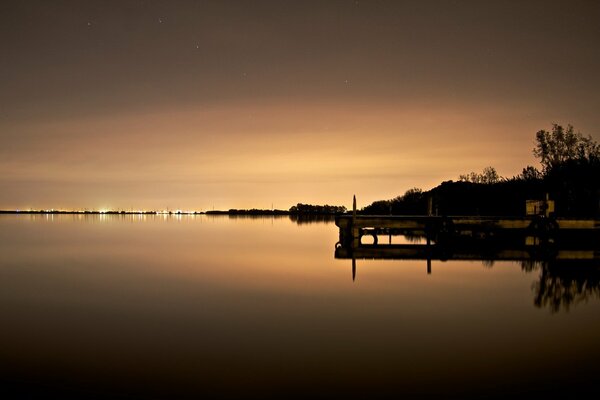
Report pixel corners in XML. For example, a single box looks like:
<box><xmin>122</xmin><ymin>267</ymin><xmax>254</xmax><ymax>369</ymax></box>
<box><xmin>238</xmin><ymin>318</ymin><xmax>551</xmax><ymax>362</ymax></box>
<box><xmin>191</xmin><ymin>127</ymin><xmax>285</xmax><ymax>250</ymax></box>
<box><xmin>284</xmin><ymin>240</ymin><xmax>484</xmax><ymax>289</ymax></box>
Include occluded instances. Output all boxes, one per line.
<box><xmin>289</xmin><ymin>214</ymin><xmax>336</xmax><ymax>225</ymax></box>
<box><xmin>526</xmin><ymin>260</ymin><xmax>600</xmax><ymax>313</ymax></box>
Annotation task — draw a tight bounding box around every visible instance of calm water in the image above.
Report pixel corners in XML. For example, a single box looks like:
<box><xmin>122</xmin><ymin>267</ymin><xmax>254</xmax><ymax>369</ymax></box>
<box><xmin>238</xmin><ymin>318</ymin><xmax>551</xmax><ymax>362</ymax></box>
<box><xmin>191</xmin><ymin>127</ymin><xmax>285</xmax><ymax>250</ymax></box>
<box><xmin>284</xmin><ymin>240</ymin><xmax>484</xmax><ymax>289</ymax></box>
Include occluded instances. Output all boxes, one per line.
<box><xmin>1</xmin><ymin>214</ymin><xmax>599</xmax><ymax>399</ymax></box>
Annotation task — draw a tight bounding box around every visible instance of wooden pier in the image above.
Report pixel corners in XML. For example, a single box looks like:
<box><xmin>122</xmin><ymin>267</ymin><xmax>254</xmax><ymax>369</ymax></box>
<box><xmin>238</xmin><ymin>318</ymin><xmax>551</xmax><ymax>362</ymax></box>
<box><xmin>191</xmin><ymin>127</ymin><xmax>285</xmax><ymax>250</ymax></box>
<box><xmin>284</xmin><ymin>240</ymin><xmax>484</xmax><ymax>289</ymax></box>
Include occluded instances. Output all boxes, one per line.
<box><xmin>336</xmin><ymin>196</ymin><xmax>600</xmax><ymax>248</ymax></box>
<box><xmin>334</xmin><ymin>196</ymin><xmax>600</xmax><ymax>279</ymax></box>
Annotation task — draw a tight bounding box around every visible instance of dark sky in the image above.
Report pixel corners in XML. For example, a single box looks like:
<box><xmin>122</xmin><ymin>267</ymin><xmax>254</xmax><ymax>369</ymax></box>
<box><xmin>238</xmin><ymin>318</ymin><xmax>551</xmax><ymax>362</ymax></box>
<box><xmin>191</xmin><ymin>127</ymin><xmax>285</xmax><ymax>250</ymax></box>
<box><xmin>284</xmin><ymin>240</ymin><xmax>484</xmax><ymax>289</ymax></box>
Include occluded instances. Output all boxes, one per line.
<box><xmin>1</xmin><ymin>0</ymin><xmax>599</xmax><ymax>210</ymax></box>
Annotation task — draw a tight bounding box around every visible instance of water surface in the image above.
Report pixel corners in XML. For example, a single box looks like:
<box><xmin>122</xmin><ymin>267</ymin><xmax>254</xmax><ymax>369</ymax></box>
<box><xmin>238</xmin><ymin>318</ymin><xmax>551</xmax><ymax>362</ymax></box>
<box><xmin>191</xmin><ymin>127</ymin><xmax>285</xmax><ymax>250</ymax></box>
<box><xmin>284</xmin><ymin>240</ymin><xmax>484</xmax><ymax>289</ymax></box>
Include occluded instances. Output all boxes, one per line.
<box><xmin>1</xmin><ymin>214</ymin><xmax>599</xmax><ymax>398</ymax></box>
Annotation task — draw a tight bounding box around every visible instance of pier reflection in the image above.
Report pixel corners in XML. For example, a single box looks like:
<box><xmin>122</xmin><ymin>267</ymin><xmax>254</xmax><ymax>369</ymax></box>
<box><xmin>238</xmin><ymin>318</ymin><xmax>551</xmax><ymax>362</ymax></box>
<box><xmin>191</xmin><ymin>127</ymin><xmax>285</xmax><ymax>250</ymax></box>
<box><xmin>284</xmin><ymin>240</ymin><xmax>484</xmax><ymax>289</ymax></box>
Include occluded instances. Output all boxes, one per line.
<box><xmin>335</xmin><ymin>234</ymin><xmax>600</xmax><ymax>312</ymax></box>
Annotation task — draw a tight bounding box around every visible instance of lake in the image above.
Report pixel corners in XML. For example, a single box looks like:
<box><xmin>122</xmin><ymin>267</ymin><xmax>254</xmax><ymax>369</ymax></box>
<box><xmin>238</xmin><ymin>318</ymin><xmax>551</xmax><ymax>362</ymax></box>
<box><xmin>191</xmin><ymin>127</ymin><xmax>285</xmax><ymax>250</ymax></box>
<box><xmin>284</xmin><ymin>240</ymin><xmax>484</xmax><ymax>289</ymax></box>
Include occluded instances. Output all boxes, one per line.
<box><xmin>1</xmin><ymin>214</ymin><xmax>599</xmax><ymax>399</ymax></box>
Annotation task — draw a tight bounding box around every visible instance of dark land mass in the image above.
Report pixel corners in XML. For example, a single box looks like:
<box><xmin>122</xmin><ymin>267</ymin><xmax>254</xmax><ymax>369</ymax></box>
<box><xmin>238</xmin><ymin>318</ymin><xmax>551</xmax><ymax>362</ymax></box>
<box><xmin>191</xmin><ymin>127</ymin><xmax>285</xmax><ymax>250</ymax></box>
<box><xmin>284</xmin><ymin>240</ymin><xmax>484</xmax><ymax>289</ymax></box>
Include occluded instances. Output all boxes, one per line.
<box><xmin>361</xmin><ymin>124</ymin><xmax>600</xmax><ymax>218</ymax></box>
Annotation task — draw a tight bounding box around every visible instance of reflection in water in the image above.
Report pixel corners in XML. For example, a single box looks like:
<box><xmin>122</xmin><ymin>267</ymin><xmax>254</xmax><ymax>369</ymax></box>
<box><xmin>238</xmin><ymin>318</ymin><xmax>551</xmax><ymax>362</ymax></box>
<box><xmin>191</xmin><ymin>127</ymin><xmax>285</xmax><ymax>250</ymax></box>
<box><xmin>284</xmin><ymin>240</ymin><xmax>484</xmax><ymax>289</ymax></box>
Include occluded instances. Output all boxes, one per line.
<box><xmin>212</xmin><ymin>213</ymin><xmax>337</xmax><ymax>225</ymax></box>
<box><xmin>336</xmin><ymin>233</ymin><xmax>600</xmax><ymax>313</ymax></box>
<box><xmin>2</xmin><ymin>215</ymin><xmax>600</xmax><ymax>398</ymax></box>
<box><xmin>225</xmin><ymin>213</ymin><xmax>337</xmax><ymax>224</ymax></box>
<box><xmin>527</xmin><ymin>260</ymin><xmax>600</xmax><ymax>313</ymax></box>
<box><xmin>289</xmin><ymin>213</ymin><xmax>336</xmax><ymax>225</ymax></box>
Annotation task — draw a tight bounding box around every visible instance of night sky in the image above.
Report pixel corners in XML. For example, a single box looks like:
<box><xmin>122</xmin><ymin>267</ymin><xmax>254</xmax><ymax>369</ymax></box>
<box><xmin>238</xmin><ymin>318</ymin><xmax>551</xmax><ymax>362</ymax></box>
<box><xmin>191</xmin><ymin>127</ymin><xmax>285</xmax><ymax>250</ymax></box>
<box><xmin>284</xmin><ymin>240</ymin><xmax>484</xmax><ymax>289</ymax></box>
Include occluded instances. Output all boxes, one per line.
<box><xmin>1</xmin><ymin>0</ymin><xmax>599</xmax><ymax>210</ymax></box>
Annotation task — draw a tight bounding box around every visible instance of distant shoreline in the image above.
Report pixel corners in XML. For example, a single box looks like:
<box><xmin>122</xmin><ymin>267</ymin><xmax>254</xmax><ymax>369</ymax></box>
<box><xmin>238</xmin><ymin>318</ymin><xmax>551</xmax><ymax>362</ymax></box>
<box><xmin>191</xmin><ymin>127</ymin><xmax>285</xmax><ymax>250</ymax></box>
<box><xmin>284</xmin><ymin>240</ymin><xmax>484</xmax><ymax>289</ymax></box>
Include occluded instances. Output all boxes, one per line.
<box><xmin>0</xmin><ymin>209</ymin><xmax>345</xmax><ymax>216</ymax></box>
<box><xmin>0</xmin><ymin>210</ymin><xmax>199</xmax><ymax>215</ymax></box>
<box><xmin>205</xmin><ymin>209</ymin><xmax>287</xmax><ymax>215</ymax></box>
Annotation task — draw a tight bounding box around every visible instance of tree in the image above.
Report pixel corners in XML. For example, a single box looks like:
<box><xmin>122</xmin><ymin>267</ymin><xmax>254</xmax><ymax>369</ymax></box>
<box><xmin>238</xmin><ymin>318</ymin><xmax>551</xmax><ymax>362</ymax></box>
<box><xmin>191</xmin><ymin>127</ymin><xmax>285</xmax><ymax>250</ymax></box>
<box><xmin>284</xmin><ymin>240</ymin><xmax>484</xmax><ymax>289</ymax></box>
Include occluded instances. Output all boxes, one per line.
<box><xmin>533</xmin><ymin>123</ymin><xmax>600</xmax><ymax>173</ymax></box>
<box><xmin>399</xmin><ymin>187</ymin><xmax>423</xmax><ymax>200</ymax></box>
<box><xmin>520</xmin><ymin>165</ymin><xmax>542</xmax><ymax>181</ymax></box>
<box><xmin>533</xmin><ymin>124</ymin><xmax>600</xmax><ymax>217</ymax></box>
<box><xmin>289</xmin><ymin>203</ymin><xmax>346</xmax><ymax>214</ymax></box>
<box><xmin>480</xmin><ymin>166</ymin><xmax>500</xmax><ymax>184</ymax></box>
<box><xmin>459</xmin><ymin>166</ymin><xmax>500</xmax><ymax>184</ymax></box>
<box><xmin>361</xmin><ymin>188</ymin><xmax>426</xmax><ymax>215</ymax></box>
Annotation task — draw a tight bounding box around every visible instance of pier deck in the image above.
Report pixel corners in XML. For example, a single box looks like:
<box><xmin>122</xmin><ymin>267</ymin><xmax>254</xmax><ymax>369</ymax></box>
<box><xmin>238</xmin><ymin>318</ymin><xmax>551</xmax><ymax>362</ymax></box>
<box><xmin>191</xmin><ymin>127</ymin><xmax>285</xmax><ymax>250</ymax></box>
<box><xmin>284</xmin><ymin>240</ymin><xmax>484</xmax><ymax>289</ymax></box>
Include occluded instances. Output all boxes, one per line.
<box><xmin>335</xmin><ymin>214</ymin><xmax>600</xmax><ymax>247</ymax></box>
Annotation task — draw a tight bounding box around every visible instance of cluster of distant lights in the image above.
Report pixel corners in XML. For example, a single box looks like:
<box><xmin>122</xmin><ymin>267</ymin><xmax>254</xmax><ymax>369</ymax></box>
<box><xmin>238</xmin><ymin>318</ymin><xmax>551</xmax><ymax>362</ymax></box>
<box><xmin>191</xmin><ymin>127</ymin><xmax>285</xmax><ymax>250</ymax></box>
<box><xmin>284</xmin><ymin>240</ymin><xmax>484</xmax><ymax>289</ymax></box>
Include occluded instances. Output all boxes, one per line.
<box><xmin>14</xmin><ymin>209</ymin><xmax>204</xmax><ymax>215</ymax></box>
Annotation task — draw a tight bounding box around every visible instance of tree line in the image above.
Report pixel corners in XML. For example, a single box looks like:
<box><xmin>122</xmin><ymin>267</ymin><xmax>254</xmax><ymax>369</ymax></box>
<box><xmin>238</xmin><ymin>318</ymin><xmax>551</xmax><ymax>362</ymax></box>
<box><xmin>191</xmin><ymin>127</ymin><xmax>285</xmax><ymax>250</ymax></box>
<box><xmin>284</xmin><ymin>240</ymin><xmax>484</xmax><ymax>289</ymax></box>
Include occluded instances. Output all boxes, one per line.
<box><xmin>362</xmin><ymin>124</ymin><xmax>600</xmax><ymax>218</ymax></box>
<box><xmin>289</xmin><ymin>203</ymin><xmax>347</xmax><ymax>214</ymax></box>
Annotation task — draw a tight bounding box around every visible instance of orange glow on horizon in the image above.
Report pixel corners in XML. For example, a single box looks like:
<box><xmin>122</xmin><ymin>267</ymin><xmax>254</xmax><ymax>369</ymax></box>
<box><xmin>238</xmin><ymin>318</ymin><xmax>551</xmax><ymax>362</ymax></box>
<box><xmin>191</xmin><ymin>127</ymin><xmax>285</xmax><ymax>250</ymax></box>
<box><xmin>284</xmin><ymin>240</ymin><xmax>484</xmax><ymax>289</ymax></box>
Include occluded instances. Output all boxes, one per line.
<box><xmin>0</xmin><ymin>99</ymin><xmax>556</xmax><ymax>211</ymax></box>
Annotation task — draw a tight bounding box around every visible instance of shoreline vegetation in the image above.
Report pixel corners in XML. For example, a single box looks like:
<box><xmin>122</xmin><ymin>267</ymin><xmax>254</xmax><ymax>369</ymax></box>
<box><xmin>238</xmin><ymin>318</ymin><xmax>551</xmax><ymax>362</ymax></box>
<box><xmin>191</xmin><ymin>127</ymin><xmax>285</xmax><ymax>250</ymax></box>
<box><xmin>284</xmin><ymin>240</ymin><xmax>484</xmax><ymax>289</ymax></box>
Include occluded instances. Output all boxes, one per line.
<box><xmin>361</xmin><ymin>124</ymin><xmax>600</xmax><ymax>219</ymax></box>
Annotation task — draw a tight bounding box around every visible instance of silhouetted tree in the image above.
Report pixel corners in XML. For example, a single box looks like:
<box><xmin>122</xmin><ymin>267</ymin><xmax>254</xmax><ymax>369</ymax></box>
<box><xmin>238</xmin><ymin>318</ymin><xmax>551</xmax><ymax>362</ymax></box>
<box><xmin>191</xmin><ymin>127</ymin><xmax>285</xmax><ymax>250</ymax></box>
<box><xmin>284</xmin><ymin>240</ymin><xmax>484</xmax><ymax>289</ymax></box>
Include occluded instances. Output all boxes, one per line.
<box><xmin>520</xmin><ymin>165</ymin><xmax>543</xmax><ymax>181</ymax></box>
<box><xmin>289</xmin><ymin>203</ymin><xmax>346</xmax><ymax>214</ymax></box>
<box><xmin>532</xmin><ymin>124</ymin><xmax>600</xmax><ymax>217</ymax></box>
<box><xmin>481</xmin><ymin>166</ymin><xmax>500</xmax><ymax>184</ymax></box>
<box><xmin>459</xmin><ymin>166</ymin><xmax>500</xmax><ymax>184</ymax></box>
<box><xmin>533</xmin><ymin>123</ymin><xmax>600</xmax><ymax>173</ymax></box>
<box><xmin>362</xmin><ymin>188</ymin><xmax>427</xmax><ymax>215</ymax></box>
<box><xmin>361</xmin><ymin>199</ymin><xmax>391</xmax><ymax>214</ymax></box>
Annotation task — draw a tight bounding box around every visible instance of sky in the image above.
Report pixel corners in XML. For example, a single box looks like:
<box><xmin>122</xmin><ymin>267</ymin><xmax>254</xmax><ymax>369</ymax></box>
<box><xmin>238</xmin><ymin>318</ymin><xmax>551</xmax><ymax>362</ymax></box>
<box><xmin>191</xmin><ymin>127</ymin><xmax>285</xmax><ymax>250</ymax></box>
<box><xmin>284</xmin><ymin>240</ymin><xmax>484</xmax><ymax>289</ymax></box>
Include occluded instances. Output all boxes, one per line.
<box><xmin>1</xmin><ymin>0</ymin><xmax>599</xmax><ymax>211</ymax></box>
